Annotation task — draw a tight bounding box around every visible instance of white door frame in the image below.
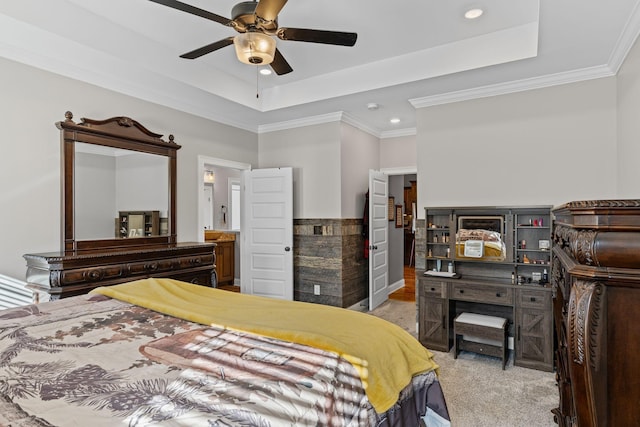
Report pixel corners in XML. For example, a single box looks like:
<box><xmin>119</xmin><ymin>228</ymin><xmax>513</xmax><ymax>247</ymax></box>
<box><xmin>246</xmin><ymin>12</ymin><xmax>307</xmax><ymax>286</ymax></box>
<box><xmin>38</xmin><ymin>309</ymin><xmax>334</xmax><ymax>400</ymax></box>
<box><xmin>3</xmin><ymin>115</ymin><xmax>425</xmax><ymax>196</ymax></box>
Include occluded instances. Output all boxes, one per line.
<box><xmin>196</xmin><ymin>155</ymin><xmax>252</xmax><ymax>241</ymax></box>
<box><xmin>376</xmin><ymin>167</ymin><xmax>417</xmax><ymax>303</ymax></box>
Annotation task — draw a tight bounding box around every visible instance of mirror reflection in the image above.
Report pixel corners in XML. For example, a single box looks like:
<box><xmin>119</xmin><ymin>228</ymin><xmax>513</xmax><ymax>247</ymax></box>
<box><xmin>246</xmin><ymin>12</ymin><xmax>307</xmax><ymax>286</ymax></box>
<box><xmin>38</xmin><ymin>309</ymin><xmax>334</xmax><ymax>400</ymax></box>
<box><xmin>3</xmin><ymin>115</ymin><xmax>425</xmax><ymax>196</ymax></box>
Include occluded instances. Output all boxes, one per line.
<box><xmin>74</xmin><ymin>142</ymin><xmax>169</xmax><ymax>240</ymax></box>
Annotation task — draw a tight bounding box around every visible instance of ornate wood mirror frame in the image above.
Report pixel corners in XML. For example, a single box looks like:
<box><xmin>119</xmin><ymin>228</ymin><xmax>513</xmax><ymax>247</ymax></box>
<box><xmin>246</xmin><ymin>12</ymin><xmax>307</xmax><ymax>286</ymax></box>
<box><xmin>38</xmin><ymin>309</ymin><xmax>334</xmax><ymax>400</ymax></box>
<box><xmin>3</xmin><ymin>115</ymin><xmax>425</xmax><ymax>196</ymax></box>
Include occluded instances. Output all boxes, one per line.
<box><xmin>58</xmin><ymin>111</ymin><xmax>180</xmax><ymax>252</ymax></box>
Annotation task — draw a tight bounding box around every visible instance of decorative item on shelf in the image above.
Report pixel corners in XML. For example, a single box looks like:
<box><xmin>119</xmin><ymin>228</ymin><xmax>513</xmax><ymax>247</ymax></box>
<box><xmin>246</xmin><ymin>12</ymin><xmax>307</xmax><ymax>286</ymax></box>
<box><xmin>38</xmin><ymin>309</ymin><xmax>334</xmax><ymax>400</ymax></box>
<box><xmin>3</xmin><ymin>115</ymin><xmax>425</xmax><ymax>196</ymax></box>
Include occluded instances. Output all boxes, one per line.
<box><xmin>523</xmin><ymin>254</ymin><xmax>530</xmax><ymax>263</ymax></box>
<box><xmin>538</xmin><ymin>239</ymin><xmax>550</xmax><ymax>250</ymax></box>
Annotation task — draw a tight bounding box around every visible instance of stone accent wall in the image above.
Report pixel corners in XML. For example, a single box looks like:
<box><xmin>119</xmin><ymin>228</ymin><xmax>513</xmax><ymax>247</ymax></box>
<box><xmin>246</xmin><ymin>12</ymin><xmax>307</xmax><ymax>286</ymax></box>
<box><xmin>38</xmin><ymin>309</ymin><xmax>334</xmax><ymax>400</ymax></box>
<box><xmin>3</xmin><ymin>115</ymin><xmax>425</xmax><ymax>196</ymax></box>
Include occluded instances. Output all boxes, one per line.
<box><xmin>294</xmin><ymin>219</ymin><xmax>367</xmax><ymax>308</ymax></box>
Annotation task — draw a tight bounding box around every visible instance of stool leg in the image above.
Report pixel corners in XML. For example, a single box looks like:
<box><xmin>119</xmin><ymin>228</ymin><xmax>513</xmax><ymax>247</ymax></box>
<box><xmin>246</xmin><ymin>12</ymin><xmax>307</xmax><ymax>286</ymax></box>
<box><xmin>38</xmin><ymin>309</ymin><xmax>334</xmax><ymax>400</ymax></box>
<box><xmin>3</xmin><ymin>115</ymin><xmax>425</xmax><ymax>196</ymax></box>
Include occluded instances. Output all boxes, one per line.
<box><xmin>502</xmin><ymin>327</ymin><xmax>508</xmax><ymax>370</ymax></box>
<box><xmin>453</xmin><ymin>334</ymin><xmax>458</xmax><ymax>359</ymax></box>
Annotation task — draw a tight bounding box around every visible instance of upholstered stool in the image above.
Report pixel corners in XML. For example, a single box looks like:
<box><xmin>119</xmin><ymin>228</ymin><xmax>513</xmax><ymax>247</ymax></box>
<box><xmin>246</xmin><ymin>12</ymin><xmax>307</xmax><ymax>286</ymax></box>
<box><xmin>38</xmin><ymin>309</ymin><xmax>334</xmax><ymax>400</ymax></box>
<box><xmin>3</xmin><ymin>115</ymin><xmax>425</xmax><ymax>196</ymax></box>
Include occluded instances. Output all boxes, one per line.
<box><xmin>454</xmin><ymin>312</ymin><xmax>508</xmax><ymax>370</ymax></box>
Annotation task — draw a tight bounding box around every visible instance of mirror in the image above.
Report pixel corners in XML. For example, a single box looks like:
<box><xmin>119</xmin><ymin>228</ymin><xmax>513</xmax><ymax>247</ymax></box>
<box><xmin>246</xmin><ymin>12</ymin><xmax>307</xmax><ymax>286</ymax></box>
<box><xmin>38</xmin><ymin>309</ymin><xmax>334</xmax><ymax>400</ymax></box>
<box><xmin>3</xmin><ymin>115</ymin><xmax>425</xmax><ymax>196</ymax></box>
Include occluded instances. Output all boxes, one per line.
<box><xmin>74</xmin><ymin>142</ymin><xmax>169</xmax><ymax>240</ymax></box>
<box><xmin>58</xmin><ymin>112</ymin><xmax>180</xmax><ymax>252</ymax></box>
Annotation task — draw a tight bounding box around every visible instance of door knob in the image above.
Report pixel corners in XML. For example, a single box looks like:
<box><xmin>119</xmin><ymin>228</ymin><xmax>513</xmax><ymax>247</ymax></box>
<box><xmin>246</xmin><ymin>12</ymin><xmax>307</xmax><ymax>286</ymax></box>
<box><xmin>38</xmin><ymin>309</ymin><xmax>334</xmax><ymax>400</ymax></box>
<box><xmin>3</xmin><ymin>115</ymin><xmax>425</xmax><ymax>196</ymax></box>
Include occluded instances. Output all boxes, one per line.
<box><xmin>285</xmin><ymin>246</ymin><xmax>291</xmax><ymax>252</ymax></box>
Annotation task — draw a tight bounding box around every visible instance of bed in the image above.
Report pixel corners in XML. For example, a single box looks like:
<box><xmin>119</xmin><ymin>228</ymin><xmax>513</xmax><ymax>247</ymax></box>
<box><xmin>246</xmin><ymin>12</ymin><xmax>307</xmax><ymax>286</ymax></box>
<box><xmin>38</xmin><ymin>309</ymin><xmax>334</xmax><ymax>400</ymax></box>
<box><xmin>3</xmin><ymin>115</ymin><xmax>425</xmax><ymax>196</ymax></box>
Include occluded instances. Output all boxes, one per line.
<box><xmin>0</xmin><ymin>278</ymin><xmax>450</xmax><ymax>426</ymax></box>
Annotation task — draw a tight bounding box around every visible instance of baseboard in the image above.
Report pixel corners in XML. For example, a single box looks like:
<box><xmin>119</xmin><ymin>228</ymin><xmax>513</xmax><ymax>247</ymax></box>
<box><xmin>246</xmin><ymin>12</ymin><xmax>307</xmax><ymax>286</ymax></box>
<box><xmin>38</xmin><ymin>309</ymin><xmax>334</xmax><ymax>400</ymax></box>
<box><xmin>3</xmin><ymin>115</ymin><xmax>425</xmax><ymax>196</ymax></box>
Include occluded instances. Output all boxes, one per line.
<box><xmin>388</xmin><ymin>278</ymin><xmax>405</xmax><ymax>294</ymax></box>
<box><xmin>348</xmin><ymin>298</ymin><xmax>369</xmax><ymax>312</ymax></box>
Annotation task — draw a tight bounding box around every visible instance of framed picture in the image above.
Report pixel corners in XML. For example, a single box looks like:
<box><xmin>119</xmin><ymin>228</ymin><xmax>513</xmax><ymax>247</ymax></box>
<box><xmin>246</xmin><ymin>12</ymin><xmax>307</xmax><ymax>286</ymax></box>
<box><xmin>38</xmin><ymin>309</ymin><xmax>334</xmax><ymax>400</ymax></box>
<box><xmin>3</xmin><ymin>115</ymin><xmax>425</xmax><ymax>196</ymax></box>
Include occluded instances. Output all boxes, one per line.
<box><xmin>395</xmin><ymin>205</ymin><xmax>403</xmax><ymax>228</ymax></box>
<box><xmin>388</xmin><ymin>197</ymin><xmax>395</xmax><ymax>221</ymax></box>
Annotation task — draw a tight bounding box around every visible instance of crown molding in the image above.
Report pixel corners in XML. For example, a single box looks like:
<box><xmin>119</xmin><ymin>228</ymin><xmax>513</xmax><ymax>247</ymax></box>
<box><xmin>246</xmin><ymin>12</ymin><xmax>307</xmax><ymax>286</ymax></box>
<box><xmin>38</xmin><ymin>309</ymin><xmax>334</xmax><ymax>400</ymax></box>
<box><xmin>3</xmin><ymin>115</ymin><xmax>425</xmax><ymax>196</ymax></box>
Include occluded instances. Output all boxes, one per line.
<box><xmin>258</xmin><ymin>112</ymin><xmax>343</xmax><ymax>133</ymax></box>
<box><xmin>409</xmin><ymin>65</ymin><xmax>615</xmax><ymax>109</ymax></box>
<box><xmin>340</xmin><ymin>112</ymin><xmax>381</xmax><ymax>137</ymax></box>
<box><xmin>380</xmin><ymin>128</ymin><xmax>417</xmax><ymax>139</ymax></box>
<box><xmin>608</xmin><ymin>0</ymin><xmax>640</xmax><ymax>73</ymax></box>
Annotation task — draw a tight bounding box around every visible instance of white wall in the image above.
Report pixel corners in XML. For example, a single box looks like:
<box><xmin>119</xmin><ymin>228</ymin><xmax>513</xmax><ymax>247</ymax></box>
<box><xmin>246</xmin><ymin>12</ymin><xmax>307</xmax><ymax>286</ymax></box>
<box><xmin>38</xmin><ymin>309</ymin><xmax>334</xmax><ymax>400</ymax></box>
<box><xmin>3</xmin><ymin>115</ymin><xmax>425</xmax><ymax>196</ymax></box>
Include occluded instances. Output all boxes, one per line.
<box><xmin>617</xmin><ymin>32</ymin><xmax>640</xmax><ymax>198</ymax></box>
<box><xmin>380</xmin><ymin>134</ymin><xmax>417</xmax><ymax>170</ymax></box>
<box><xmin>340</xmin><ymin>123</ymin><xmax>380</xmax><ymax>218</ymax></box>
<box><xmin>0</xmin><ymin>57</ymin><xmax>258</xmax><ymax>280</ymax></box>
<box><xmin>75</xmin><ymin>152</ymin><xmax>116</xmax><ymax>239</ymax></box>
<box><xmin>259</xmin><ymin>122</ymin><xmax>342</xmax><ymax>218</ymax></box>
<box><xmin>416</xmin><ymin>77</ymin><xmax>618</xmax><ymax>213</ymax></box>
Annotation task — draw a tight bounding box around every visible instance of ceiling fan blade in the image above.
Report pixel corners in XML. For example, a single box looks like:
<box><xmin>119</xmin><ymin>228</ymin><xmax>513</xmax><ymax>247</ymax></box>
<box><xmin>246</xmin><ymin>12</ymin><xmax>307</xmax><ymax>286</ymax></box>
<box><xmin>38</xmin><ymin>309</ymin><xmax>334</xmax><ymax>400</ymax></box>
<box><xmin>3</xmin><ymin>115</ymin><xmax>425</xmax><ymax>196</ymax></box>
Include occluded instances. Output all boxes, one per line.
<box><xmin>179</xmin><ymin>37</ymin><xmax>235</xmax><ymax>59</ymax></box>
<box><xmin>149</xmin><ymin>0</ymin><xmax>231</xmax><ymax>26</ymax></box>
<box><xmin>270</xmin><ymin>49</ymin><xmax>293</xmax><ymax>75</ymax></box>
<box><xmin>255</xmin><ymin>0</ymin><xmax>288</xmax><ymax>22</ymax></box>
<box><xmin>277</xmin><ymin>28</ymin><xmax>357</xmax><ymax>46</ymax></box>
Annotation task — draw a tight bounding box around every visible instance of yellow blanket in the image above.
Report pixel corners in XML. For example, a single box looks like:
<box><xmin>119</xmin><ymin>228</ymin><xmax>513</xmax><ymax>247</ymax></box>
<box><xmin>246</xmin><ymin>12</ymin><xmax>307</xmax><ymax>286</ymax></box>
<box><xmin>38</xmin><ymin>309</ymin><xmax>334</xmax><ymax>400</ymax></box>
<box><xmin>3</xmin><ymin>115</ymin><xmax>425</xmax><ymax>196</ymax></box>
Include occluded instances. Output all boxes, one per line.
<box><xmin>91</xmin><ymin>278</ymin><xmax>439</xmax><ymax>413</ymax></box>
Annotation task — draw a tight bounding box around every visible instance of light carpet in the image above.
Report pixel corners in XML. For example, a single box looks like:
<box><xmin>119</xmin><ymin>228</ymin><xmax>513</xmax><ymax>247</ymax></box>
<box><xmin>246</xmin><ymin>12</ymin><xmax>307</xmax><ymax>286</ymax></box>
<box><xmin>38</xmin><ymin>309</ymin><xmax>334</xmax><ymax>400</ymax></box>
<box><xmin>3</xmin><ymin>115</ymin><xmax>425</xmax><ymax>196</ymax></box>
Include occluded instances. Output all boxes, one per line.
<box><xmin>369</xmin><ymin>299</ymin><xmax>558</xmax><ymax>427</ymax></box>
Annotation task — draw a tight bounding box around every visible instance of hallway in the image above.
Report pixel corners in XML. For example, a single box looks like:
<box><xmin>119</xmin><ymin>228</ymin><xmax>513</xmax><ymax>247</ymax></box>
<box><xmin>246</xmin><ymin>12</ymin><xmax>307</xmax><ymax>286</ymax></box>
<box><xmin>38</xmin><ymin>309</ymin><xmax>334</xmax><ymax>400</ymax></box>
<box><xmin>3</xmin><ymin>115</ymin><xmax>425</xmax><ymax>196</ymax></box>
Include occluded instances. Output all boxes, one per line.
<box><xmin>389</xmin><ymin>266</ymin><xmax>416</xmax><ymax>302</ymax></box>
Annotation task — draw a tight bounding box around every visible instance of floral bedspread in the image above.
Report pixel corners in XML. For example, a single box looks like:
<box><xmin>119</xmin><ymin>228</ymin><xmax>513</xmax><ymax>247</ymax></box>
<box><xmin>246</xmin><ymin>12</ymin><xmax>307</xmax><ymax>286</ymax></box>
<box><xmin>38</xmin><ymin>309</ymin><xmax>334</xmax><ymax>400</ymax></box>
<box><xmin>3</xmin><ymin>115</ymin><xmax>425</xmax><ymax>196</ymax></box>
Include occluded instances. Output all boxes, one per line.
<box><xmin>0</xmin><ymin>294</ymin><xmax>445</xmax><ymax>426</ymax></box>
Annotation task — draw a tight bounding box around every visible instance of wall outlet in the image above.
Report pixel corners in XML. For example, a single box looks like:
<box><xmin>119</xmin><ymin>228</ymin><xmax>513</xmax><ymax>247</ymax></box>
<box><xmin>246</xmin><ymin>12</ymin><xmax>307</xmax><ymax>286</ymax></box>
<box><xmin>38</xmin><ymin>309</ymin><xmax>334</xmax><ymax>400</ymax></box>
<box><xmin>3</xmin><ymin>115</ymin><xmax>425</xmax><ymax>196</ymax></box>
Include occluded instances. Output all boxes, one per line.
<box><xmin>313</xmin><ymin>285</ymin><xmax>320</xmax><ymax>295</ymax></box>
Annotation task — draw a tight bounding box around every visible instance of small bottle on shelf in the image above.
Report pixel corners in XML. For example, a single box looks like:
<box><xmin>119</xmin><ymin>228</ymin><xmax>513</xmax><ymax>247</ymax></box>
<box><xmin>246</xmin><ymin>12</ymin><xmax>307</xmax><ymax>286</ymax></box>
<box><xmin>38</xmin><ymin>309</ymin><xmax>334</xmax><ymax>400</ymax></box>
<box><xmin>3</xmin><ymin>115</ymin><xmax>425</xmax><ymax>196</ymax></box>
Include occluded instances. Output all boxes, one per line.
<box><xmin>542</xmin><ymin>269</ymin><xmax>549</xmax><ymax>283</ymax></box>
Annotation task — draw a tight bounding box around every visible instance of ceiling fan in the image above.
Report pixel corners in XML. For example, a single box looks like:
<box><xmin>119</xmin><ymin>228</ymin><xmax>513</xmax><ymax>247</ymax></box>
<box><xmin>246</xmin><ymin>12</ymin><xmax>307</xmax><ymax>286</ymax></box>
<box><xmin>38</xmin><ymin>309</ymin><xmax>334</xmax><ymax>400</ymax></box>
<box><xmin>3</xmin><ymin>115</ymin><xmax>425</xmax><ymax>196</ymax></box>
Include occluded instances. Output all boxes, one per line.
<box><xmin>149</xmin><ymin>0</ymin><xmax>358</xmax><ymax>75</ymax></box>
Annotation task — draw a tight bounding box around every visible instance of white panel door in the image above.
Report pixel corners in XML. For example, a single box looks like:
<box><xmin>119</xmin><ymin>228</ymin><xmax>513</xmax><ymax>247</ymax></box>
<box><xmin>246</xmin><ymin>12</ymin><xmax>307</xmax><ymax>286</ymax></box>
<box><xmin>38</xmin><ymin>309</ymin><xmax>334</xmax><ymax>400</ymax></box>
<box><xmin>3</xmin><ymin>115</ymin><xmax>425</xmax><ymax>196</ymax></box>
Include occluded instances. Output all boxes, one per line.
<box><xmin>369</xmin><ymin>170</ymin><xmax>389</xmax><ymax>311</ymax></box>
<box><xmin>241</xmin><ymin>168</ymin><xmax>293</xmax><ymax>300</ymax></box>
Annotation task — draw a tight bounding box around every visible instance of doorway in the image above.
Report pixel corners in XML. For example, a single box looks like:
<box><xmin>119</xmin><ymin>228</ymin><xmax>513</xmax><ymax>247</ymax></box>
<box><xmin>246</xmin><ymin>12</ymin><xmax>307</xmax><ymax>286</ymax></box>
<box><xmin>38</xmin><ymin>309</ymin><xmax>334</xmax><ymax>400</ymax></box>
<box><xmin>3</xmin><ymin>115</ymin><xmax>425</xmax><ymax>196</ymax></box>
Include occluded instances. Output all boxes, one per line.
<box><xmin>384</xmin><ymin>171</ymin><xmax>417</xmax><ymax>303</ymax></box>
<box><xmin>197</xmin><ymin>155</ymin><xmax>251</xmax><ymax>289</ymax></box>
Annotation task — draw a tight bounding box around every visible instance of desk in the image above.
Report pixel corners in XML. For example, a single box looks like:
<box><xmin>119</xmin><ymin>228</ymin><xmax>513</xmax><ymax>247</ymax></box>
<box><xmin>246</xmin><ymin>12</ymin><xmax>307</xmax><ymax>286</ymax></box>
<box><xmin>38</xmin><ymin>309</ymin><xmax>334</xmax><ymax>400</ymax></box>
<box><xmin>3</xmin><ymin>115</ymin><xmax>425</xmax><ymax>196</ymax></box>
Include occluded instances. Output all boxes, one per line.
<box><xmin>418</xmin><ymin>272</ymin><xmax>553</xmax><ymax>371</ymax></box>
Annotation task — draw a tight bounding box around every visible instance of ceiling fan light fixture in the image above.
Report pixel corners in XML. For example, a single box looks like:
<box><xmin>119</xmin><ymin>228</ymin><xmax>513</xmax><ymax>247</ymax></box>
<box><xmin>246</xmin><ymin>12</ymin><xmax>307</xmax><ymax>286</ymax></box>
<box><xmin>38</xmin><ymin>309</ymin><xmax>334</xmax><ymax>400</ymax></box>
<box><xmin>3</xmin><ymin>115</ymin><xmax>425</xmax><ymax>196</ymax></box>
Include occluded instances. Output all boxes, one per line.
<box><xmin>234</xmin><ymin>32</ymin><xmax>276</xmax><ymax>65</ymax></box>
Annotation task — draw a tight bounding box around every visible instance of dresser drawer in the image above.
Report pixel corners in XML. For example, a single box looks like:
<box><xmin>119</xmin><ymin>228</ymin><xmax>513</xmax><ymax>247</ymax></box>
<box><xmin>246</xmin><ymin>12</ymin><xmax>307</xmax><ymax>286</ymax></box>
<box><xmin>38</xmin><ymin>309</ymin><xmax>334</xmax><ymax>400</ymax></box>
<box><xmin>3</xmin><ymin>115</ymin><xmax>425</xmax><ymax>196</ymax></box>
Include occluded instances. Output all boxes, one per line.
<box><xmin>450</xmin><ymin>282</ymin><xmax>513</xmax><ymax>305</ymax></box>
<box><xmin>60</xmin><ymin>265</ymin><xmax>125</xmax><ymax>284</ymax></box>
<box><xmin>421</xmin><ymin>280</ymin><xmax>447</xmax><ymax>298</ymax></box>
<box><xmin>517</xmin><ymin>288</ymin><xmax>550</xmax><ymax>309</ymax></box>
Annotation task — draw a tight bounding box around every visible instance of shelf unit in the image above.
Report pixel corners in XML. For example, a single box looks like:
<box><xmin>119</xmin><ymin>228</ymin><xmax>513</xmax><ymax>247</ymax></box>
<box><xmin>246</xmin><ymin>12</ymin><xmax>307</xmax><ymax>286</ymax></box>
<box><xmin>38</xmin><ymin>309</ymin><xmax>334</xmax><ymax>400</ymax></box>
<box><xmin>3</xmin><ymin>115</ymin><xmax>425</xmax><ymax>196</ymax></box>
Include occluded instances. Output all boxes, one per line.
<box><xmin>420</xmin><ymin>205</ymin><xmax>554</xmax><ymax>371</ymax></box>
<box><xmin>425</xmin><ymin>207</ymin><xmax>551</xmax><ymax>283</ymax></box>
<box><xmin>117</xmin><ymin>210</ymin><xmax>160</xmax><ymax>238</ymax></box>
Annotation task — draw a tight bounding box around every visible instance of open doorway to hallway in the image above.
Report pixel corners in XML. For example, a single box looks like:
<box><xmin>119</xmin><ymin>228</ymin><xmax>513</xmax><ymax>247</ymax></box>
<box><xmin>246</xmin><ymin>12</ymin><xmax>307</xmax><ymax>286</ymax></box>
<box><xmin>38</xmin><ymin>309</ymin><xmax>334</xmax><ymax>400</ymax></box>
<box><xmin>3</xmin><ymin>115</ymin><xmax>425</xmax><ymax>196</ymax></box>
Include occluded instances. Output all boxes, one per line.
<box><xmin>387</xmin><ymin>174</ymin><xmax>417</xmax><ymax>302</ymax></box>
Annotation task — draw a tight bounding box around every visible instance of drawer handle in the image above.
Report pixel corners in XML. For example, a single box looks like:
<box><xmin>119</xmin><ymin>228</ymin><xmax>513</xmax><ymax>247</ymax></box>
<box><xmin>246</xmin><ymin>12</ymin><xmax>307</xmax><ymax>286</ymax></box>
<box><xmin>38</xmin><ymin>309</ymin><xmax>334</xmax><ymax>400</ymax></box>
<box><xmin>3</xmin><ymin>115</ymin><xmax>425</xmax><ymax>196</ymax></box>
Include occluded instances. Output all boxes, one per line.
<box><xmin>459</xmin><ymin>290</ymin><xmax>464</xmax><ymax>294</ymax></box>
<box><xmin>145</xmin><ymin>263</ymin><xmax>158</xmax><ymax>271</ymax></box>
<box><xmin>430</xmin><ymin>287</ymin><xmax>436</xmax><ymax>292</ymax></box>
<box><xmin>531</xmin><ymin>297</ymin><xmax>537</xmax><ymax>302</ymax></box>
<box><xmin>496</xmin><ymin>293</ymin><xmax>501</xmax><ymax>297</ymax></box>
<box><xmin>191</xmin><ymin>258</ymin><xmax>202</xmax><ymax>265</ymax></box>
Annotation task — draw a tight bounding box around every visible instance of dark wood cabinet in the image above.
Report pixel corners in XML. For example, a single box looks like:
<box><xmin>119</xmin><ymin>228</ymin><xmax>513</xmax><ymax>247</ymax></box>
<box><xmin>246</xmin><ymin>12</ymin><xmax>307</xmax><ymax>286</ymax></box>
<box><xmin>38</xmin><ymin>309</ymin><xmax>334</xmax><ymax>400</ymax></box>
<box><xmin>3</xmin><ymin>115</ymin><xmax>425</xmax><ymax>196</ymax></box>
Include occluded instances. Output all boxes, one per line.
<box><xmin>551</xmin><ymin>199</ymin><xmax>640</xmax><ymax>427</ymax></box>
<box><xmin>214</xmin><ymin>240</ymin><xmax>235</xmax><ymax>286</ymax></box>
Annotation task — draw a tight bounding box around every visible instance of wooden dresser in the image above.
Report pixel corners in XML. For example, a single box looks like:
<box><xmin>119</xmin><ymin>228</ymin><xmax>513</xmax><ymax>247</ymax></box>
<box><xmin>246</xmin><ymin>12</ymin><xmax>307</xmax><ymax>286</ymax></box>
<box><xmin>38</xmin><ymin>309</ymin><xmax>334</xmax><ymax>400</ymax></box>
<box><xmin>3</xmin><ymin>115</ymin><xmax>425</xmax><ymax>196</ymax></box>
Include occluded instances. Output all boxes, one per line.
<box><xmin>551</xmin><ymin>200</ymin><xmax>640</xmax><ymax>427</ymax></box>
<box><xmin>24</xmin><ymin>243</ymin><xmax>215</xmax><ymax>301</ymax></box>
<box><xmin>23</xmin><ymin>112</ymin><xmax>216</xmax><ymax>302</ymax></box>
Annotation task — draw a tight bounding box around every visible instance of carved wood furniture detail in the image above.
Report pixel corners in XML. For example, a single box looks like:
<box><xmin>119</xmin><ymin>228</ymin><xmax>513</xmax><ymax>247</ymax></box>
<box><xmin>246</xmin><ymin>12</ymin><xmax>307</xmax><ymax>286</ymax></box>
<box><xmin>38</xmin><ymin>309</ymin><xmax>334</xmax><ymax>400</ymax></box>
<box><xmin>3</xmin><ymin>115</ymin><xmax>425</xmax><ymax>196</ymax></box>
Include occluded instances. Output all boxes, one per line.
<box><xmin>551</xmin><ymin>199</ymin><xmax>640</xmax><ymax>427</ymax></box>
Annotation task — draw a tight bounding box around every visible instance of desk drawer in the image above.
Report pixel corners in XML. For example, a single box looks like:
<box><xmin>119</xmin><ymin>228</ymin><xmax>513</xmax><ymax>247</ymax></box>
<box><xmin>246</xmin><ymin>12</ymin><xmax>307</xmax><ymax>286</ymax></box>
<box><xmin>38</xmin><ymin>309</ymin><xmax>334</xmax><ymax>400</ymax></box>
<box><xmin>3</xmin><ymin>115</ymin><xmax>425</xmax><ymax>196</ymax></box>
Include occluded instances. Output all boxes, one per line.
<box><xmin>517</xmin><ymin>288</ymin><xmax>550</xmax><ymax>309</ymax></box>
<box><xmin>421</xmin><ymin>280</ymin><xmax>447</xmax><ymax>298</ymax></box>
<box><xmin>450</xmin><ymin>282</ymin><xmax>513</xmax><ymax>305</ymax></box>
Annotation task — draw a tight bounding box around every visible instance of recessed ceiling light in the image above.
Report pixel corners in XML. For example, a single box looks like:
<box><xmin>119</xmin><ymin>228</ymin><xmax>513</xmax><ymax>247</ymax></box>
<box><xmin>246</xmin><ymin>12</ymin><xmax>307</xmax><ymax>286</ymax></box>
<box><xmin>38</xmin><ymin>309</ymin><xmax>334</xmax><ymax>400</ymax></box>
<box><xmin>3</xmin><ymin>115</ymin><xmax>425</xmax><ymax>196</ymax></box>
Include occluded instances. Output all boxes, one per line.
<box><xmin>367</xmin><ymin>102</ymin><xmax>379</xmax><ymax>111</ymax></box>
<box><xmin>464</xmin><ymin>8</ymin><xmax>483</xmax><ymax>19</ymax></box>
<box><xmin>390</xmin><ymin>117</ymin><xmax>401</xmax><ymax>124</ymax></box>
<box><xmin>259</xmin><ymin>68</ymin><xmax>272</xmax><ymax>75</ymax></box>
